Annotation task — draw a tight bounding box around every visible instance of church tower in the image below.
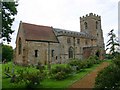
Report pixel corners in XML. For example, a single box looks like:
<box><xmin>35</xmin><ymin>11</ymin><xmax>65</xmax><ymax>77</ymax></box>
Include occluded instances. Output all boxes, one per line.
<box><xmin>80</xmin><ymin>13</ymin><xmax>104</xmax><ymax>48</ymax></box>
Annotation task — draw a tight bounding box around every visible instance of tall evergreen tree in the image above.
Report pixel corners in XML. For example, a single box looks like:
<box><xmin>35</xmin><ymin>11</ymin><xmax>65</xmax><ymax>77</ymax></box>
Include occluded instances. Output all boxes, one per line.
<box><xmin>106</xmin><ymin>29</ymin><xmax>120</xmax><ymax>56</ymax></box>
<box><xmin>1</xmin><ymin>0</ymin><xmax>18</xmax><ymax>42</ymax></box>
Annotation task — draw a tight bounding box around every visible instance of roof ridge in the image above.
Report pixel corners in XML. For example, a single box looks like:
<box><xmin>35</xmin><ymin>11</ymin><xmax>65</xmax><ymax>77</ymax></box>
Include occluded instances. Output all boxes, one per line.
<box><xmin>22</xmin><ymin>22</ymin><xmax>52</xmax><ymax>28</ymax></box>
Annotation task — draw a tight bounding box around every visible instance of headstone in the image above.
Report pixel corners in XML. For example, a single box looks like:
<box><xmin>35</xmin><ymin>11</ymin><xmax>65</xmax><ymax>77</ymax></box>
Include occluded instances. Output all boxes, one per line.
<box><xmin>7</xmin><ymin>67</ymin><xmax>10</xmax><ymax>73</ymax></box>
<box><xmin>11</xmin><ymin>68</ymin><xmax>14</xmax><ymax>74</ymax></box>
<box><xmin>72</xmin><ymin>66</ymin><xmax>77</xmax><ymax>71</ymax></box>
<box><xmin>10</xmin><ymin>75</ymin><xmax>16</xmax><ymax>83</ymax></box>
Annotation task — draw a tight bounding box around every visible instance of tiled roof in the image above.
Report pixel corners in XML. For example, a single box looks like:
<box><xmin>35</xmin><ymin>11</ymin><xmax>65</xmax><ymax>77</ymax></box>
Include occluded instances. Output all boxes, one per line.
<box><xmin>22</xmin><ymin>22</ymin><xmax>59</xmax><ymax>43</ymax></box>
<box><xmin>53</xmin><ymin>28</ymin><xmax>96</xmax><ymax>39</ymax></box>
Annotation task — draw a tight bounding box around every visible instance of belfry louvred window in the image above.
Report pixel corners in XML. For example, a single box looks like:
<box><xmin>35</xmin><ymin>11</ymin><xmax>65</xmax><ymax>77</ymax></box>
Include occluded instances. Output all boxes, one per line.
<box><xmin>84</xmin><ymin>22</ymin><xmax>87</xmax><ymax>29</ymax></box>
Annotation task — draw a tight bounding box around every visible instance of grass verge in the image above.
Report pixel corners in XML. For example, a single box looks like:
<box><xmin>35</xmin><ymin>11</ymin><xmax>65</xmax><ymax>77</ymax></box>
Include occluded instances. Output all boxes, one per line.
<box><xmin>2</xmin><ymin>60</ymin><xmax>111</xmax><ymax>89</ymax></box>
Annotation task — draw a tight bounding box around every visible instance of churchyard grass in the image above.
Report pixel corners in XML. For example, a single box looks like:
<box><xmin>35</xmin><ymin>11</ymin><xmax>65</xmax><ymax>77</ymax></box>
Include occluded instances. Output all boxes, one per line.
<box><xmin>2</xmin><ymin>60</ymin><xmax>111</xmax><ymax>88</ymax></box>
<box><xmin>0</xmin><ymin>64</ymin><xmax>2</xmax><ymax>89</ymax></box>
<box><xmin>40</xmin><ymin>64</ymin><xmax>101</xmax><ymax>88</ymax></box>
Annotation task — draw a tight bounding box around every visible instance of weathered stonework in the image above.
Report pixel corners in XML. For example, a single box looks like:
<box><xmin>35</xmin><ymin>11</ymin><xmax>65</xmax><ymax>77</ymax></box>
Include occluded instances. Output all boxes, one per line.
<box><xmin>14</xmin><ymin>13</ymin><xmax>105</xmax><ymax>65</ymax></box>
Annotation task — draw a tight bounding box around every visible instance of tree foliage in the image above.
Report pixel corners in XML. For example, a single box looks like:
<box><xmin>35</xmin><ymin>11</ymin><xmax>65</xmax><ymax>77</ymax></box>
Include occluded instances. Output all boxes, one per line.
<box><xmin>106</xmin><ymin>29</ymin><xmax>120</xmax><ymax>56</ymax></box>
<box><xmin>95</xmin><ymin>54</ymin><xmax>120</xmax><ymax>90</ymax></box>
<box><xmin>2</xmin><ymin>44</ymin><xmax>13</xmax><ymax>62</ymax></box>
<box><xmin>2</xmin><ymin>1</ymin><xmax>18</xmax><ymax>42</ymax></box>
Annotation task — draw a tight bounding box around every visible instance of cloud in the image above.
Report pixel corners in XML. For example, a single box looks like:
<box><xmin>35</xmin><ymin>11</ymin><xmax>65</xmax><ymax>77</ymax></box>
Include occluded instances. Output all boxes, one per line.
<box><xmin>118</xmin><ymin>1</ymin><xmax>120</xmax><ymax>42</ymax></box>
<box><xmin>9</xmin><ymin>0</ymin><xmax>119</xmax><ymax>48</ymax></box>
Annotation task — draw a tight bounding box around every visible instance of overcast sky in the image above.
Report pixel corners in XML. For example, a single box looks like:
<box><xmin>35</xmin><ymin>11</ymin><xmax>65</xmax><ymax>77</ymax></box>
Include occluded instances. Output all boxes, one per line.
<box><xmin>9</xmin><ymin>0</ymin><xmax>119</xmax><ymax>49</ymax></box>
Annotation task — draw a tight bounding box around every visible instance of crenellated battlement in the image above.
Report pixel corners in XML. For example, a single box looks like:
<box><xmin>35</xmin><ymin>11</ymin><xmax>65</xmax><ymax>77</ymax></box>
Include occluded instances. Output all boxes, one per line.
<box><xmin>80</xmin><ymin>13</ymin><xmax>101</xmax><ymax>21</ymax></box>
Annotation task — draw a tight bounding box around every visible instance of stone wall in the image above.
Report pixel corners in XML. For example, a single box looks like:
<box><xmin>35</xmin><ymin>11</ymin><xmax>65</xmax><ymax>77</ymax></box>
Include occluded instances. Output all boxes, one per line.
<box><xmin>14</xmin><ymin>23</ymin><xmax>27</xmax><ymax>65</ymax></box>
<box><xmin>26</xmin><ymin>41</ymin><xmax>60</xmax><ymax>65</ymax></box>
<box><xmin>15</xmin><ymin>13</ymin><xmax>105</xmax><ymax>65</ymax></box>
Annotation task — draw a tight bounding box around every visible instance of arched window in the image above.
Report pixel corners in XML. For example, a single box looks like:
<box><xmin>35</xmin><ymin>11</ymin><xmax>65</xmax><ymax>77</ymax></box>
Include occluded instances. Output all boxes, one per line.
<box><xmin>18</xmin><ymin>38</ymin><xmax>22</xmax><ymax>54</ymax></box>
<box><xmin>84</xmin><ymin>22</ymin><xmax>87</xmax><ymax>29</ymax></box>
<box><xmin>51</xmin><ymin>50</ymin><xmax>54</xmax><ymax>57</ymax></box>
<box><xmin>96</xmin><ymin>21</ymin><xmax>98</xmax><ymax>29</ymax></box>
<box><xmin>68</xmin><ymin>47</ymin><xmax>74</xmax><ymax>58</ymax></box>
<box><xmin>96</xmin><ymin>50</ymin><xmax>100</xmax><ymax>58</ymax></box>
<box><xmin>35</xmin><ymin>50</ymin><xmax>38</xmax><ymax>57</ymax></box>
<box><xmin>67</xmin><ymin>38</ymin><xmax>71</xmax><ymax>43</ymax></box>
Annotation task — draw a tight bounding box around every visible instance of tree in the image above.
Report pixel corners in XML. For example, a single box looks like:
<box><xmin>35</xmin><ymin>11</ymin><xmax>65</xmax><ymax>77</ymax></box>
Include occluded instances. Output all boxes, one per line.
<box><xmin>1</xmin><ymin>1</ymin><xmax>18</xmax><ymax>42</ymax></box>
<box><xmin>95</xmin><ymin>54</ymin><xmax>120</xmax><ymax>90</ymax></box>
<box><xmin>2</xmin><ymin>44</ymin><xmax>13</xmax><ymax>62</ymax></box>
<box><xmin>106</xmin><ymin>29</ymin><xmax>120</xmax><ymax>56</ymax></box>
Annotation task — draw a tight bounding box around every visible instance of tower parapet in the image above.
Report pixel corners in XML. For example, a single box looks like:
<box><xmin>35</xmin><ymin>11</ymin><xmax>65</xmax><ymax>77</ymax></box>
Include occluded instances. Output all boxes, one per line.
<box><xmin>80</xmin><ymin>12</ymin><xmax>104</xmax><ymax>46</ymax></box>
<box><xmin>80</xmin><ymin>13</ymin><xmax>101</xmax><ymax>21</ymax></box>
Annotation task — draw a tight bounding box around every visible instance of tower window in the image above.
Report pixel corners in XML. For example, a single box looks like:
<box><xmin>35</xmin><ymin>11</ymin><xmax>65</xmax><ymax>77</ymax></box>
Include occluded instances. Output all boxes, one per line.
<box><xmin>35</xmin><ymin>50</ymin><xmax>38</xmax><ymax>57</ymax></box>
<box><xmin>84</xmin><ymin>22</ymin><xmax>88</xmax><ymax>29</ymax></box>
<box><xmin>96</xmin><ymin>21</ymin><xmax>98</xmax><ymax>29</ymax></box>
<box><xmin>67</xmin><ymin>38</ymin><xmax>71</xmax><ymax>43</ymax></box>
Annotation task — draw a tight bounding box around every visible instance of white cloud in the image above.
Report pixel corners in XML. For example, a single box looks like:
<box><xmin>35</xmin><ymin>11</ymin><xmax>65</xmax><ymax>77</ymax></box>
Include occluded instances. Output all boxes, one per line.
<box><xmin>9</xmin><ymin>0</ymin><xmax>119</xmax><ymax>49</ymax></box>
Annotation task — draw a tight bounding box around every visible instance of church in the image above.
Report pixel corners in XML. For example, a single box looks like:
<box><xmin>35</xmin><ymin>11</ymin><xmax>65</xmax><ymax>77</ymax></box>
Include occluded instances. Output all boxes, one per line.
<box><xmin>14</xmin><ymin>13</ymin><xmax>105</xmax><ymax>65</ymax></box>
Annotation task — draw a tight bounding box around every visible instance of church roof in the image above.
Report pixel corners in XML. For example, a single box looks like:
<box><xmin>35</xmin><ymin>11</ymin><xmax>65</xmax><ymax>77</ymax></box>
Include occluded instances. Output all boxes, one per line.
<box><xmin>53</xmin><ymin>28</ymin><xmax>96</xmax><ymax>39</ymax></box>
<box><xmin>22</xmin><ymin>22</ymin><xmax>59</xmax><ymax>43</ymax></box>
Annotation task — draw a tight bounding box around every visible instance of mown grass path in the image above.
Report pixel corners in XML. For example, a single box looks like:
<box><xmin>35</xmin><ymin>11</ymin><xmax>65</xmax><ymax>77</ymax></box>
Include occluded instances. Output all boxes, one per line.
<box><xmin>69</xmin><ymin>62</ymin><xmax>110</xmax><ymax>89</ymax></box>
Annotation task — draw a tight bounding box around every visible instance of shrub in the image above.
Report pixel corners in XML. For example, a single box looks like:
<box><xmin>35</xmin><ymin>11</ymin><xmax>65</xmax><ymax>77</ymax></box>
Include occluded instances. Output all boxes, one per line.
<box><xmin>68</xmin><ymin>59</ymin><xmax>84</xmax><ymax>71</ymax></box>
<box><xmin>2</xmin><ymin>45</ymin><xmax>13</xmax><ymax>62</ymax></box>
<box><xmin>113</xmin><ymin>55</ymin><xmax>120</xmax><ymax>67</ymax></box>
<box><xmin>36</xmin><ymin>62</ymin><xmax>45</xmax><ymax>72</ymax></box>
<box><xmin>68</xmin><ymin>56</ymin><xmax>101</xmax><ymax>72</ymax></box>
<box><xmin>54</xmin><ymin>71</ymin><xmax>66</xmax><ymax>80</ymax></box>
<box><xmin>13</xmin><ymin>68</ymin><xmax>45</xmax><ymax>88</ymax></box>
<box><xmin>95</xmin><ymin>55</ymin><xmax>120</xmax><ymax>89</ymax></box>
<box><xmin>50</xmin><ymin>65</ymin><xmax>73</xmax><ymax>80</ymax></box>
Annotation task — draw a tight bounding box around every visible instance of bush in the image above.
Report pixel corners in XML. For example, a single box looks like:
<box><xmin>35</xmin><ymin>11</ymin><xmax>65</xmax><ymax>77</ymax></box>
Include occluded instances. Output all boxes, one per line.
<box><xmin>54</xmin><ymin>71</ymin><xmax>66</xmax><ymax>80</ymax></box>
<box><xmin>113</xmin><ymin>54</ymin><xmax>120</xmax><ymax>67</ymax></box>
<box><xmin>68</xmin><ymin>56</ymin><xmax>100</xmax><ymax>72</ymax></box>
<box><xmin>36</xmin><ymin>62</ymin><xmax>45</xmax><ymax>72</ymax></box>
<box><xmin>13</xmin><ymin>68</ymin><xmax>45</xmax><ymax>88</ymax></box>
<box><xmin>95</xmin><ymin>54</ymin><xmax>120</xmax><ymax>90</ymax></box>
<box><xmin>2</xmin><ymin>45</ymin><xmax>13</xmax><ymax>62</ymax></box>
<box><xmin>50</xmin><ymin>65</ymin><xmax>73</xmax><ymax>80</ymax></box>
<box><xmin>68</xmin><ymin>59</ymin><xmax>85</xmax><ymax>71</ymax></box>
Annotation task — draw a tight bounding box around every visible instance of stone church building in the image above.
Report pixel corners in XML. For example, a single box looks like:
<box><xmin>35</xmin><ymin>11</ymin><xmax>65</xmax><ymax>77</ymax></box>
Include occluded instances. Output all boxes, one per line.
<box><xmin>14</xmin><ymin>13</ymin><xmax>105</xmax><ymax>65</ymax></box>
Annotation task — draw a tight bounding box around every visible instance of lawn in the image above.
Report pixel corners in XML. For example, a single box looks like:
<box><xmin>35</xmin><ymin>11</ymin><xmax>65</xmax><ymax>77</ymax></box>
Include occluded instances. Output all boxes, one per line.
<box><xmin>0</xmin><ymin>64</ymin><xmax>2</xmax><ymax>89</ymax></box>
<box><xmin>1</xmin><ymin>60</ymin><xmax>111</xmax><ymax>89</ymax></box>
<box><xmin>40</xmin><ymin>64</ymin><xmax>101</xmax><ymax>88</ymax></box>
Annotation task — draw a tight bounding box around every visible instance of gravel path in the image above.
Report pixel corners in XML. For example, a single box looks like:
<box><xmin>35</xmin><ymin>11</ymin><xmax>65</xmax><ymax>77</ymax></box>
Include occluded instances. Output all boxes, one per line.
<box><xmin>69</xmin><ymin>62</ymin><xmax>110</xmax><ymax>89</ymax></box>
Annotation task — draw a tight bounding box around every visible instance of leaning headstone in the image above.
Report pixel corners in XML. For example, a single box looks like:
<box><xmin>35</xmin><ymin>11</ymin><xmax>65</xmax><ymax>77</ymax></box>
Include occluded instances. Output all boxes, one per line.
<box><xmin>6</xmin><ymin>67</ymin><xmax>10</xmax><ymax>73</ymax></box>
<box><xmin>10</xmin><ymin>75</ymin><xmax>16</xmax><ymax>83</ymax></box>
<box><xmin>72</xmin><ymin>66</ymin><xmax>77</xmax><ymax>71</ymax></box>
<box><xmin>11</xmin><ymin>68</ymin><xmax>14</xmax><ymax>74</ymax></box>
<box><xmin>4</xmin><ymin>67</ymin><xmax>6</xmax><ymax>72</ymax></box>
<box><xmin>4</xmin><ymin>72</ymin><xmax>11</xmax><ymax>78</ymax></box>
